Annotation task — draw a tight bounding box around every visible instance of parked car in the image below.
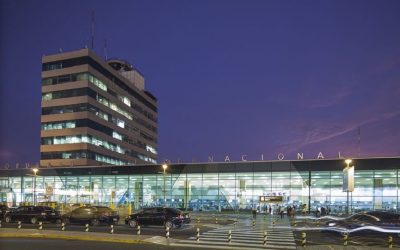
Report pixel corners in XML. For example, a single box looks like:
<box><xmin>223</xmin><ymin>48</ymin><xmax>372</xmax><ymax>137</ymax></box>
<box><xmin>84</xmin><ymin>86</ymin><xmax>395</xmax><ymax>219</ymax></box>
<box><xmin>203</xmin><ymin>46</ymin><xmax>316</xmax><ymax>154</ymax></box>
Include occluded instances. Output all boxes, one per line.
<box><xmin>125</xmin><ymin>207</ymin><xmax>190</xmax><ymax>229</ymax></box>
<box><xmin>0</xmin><ymin>205</ymin><xmax>10</xmax><ymax>219</ymax></box>
<box><xmin>62</xmin><ymin>206</ymin><xmax>119</xmax><ymax>226</ymax></box>
<box><xmin>325</xmin><ymin>211</ymin><xmax>400</xmax><ymax>230</ymax></box>
<box><xmin>4</xmin><ymin>205</ymin><xmax>61</xmax><ymax>224</ymax></box>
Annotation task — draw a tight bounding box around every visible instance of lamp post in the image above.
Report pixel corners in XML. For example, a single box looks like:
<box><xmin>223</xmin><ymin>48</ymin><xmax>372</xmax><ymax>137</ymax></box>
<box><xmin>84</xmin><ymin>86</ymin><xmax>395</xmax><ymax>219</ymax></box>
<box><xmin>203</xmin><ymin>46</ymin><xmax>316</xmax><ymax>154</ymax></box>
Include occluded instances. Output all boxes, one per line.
<box><xmin>344</xmin><ymin>159</ymin><xmax>352</xmax><ymax>215</ymax></box>
<box><xmin>162</xmin><ymin>164</ymin><xmax>168</xmax><ymax>207</ymax></box>
<box><xmin>32</xmin><ymin>168</ymin><xmax>38</xmax><ymax>206</ymax></box>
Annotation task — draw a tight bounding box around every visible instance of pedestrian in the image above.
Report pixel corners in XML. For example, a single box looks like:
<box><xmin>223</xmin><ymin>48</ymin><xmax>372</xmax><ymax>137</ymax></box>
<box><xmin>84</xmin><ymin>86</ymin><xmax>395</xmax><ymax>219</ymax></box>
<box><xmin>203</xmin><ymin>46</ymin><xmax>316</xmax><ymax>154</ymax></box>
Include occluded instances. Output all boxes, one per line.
<box><xmin>280</xmin><ymin>206</ymin><xmax>284</xmax><ymax>219</ymax></box>
<box><xmin>269</xmin><ymin>206</ymin><xmax>272</xmax><ymax>215</ymax></box>
<box><xmin>252</xmin><ymin>207</ymin><xmax>257</xmax><ymax>219</ymax></box>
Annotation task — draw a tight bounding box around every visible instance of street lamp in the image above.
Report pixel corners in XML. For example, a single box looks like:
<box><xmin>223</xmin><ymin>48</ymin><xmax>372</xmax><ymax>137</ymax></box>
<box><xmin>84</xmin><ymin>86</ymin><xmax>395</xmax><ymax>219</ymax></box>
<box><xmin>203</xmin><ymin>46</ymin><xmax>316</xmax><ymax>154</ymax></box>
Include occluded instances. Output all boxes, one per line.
<box><xmin>344</xmin><ymin>159</ymin><xmax>354</xmax><ymax>215</ymax></box>
<box><xmin>345</xmin><ymin>159</ymin><xmax>352</xmax><ymax>168</ymax></box>
<box><xmin>162</xmin><ymin>164</ymin><xmax>168</xmax><ymax>207</ymax></box>
<box><xmin>32</xmin><ymin>168</ymin><xmax>38</xmax><ymax>206</ymax></box>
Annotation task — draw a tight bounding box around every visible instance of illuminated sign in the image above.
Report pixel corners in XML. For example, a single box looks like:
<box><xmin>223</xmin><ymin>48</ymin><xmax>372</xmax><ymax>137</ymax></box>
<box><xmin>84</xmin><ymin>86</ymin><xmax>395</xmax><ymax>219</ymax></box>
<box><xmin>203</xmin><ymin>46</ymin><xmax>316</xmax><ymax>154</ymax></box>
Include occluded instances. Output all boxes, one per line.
<box><xmin>259</xmin><ymin>196</ymin><xmax>283</xmax><ymax>202</ymax></box>
<box><xmin>343</xmin><ymin>166</ymin><xmax>354</xmax><ymax>192</ymax></box>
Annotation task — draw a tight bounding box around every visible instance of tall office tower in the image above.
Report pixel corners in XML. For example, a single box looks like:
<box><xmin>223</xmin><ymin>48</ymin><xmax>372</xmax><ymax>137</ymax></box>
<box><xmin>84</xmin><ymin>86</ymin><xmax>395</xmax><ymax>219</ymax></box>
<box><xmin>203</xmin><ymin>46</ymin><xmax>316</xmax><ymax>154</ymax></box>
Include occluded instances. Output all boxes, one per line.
<box><xmin>40</xmin><ymin>49</ymin><xmax>158</xmax><ymax>167</ymax></box>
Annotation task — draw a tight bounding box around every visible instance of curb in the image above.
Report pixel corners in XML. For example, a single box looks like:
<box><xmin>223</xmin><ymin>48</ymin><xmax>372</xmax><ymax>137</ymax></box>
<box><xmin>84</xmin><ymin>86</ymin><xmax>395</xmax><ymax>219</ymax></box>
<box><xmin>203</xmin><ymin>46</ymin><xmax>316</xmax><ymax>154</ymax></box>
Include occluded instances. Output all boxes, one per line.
<box><xmin>0</xmin><ymin>232</ymin><xmax>146</xmax><ymax>244</ymax></box>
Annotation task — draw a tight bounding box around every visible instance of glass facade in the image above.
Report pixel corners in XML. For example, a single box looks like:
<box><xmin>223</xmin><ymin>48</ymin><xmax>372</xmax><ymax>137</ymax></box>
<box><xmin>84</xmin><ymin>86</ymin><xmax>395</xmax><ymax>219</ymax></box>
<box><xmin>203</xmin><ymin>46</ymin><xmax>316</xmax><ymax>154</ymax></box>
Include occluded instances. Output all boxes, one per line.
<box><xmin>1</xmin><ymin>158</ymin><xmax>399</xmax><ymax>214</ymax></box>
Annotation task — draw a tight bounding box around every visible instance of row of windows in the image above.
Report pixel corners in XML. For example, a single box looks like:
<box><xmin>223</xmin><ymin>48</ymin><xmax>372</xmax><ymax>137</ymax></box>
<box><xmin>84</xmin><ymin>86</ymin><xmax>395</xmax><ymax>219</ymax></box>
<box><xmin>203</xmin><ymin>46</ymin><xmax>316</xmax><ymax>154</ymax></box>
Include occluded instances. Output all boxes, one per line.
<box><xmin>42</xmin><ymin>87</ymin><xmax>95</xmax><ymax>101</ymax></box>
<box><xmin>41</xmin><ymin>150</ymin><xmax>130</xmax><ymax>165</ymax></box>
<box><xmin>96</xmin><ymin>94</ymin><xmax>132</xmax><ymax>120</ymax></box>
<box><xmin>41</xmin><ymin>149</ymin><xmax>156</xmax><ymax>165</ymax></box>
<box><xmin>42</xmin><ymin>134</ymin><xmax>127</xmax><ymax>155</ymax></box>
<box><xmin>42</xmin><ymin>72</ymin><xmax>141</xmax><ymax>115</ymax></box>
<box><xmin>42</xmin><ymin>56</ymin><xmax>157</xmax><ymax>111</ymax></box>
<box><xmin>41</xmin><ymin>103</ymin><xmax>157</xmax><ymax>141</ymax></box>
<box><xmin>42</xmin><ymin>88</ymin><xmax>157</xmax><ymax>133</ymax></box>
<box><xmin>41</xmin><ymin>119</ymin><xmax>155</xmax><ymax>154</ymax></box>
<box><xmin>42</xmin><ymin>121</ymin><xmax>76</xmax><ymax>130</ymax></box>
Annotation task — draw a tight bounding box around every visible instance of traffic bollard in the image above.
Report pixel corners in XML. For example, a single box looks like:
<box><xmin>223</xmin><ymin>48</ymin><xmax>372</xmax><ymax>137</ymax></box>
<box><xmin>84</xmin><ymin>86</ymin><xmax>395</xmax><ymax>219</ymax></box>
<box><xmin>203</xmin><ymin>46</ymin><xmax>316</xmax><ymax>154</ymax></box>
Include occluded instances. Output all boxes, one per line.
<box><xmin>196</xmin><ymin>227</ymin><xmax>200</xmax><ymax>242</ymax></box>
<box><xmin>38</xmin><ymin>221</ymin><xmax>43</xmax><ymax>230</ymax></box>
<box><xmin>85</xmin><ymin>223</ymin><xmax>89</xmax><ymax>232</ymax></box>
<box><xmin>215</xmin><ymin>217</ymin><xmax>218</xmax><ymax>224</ymax></box>
<box><xmin>263</xmin><ymin>231</ymin><xmax>267</xmax><ymax>246</ymax></box>
<box><xmin>233</xmin><ymin>221</ymin><xmax>236</xmax><ymax>228</ymax></box>
<box><xmin>137</xmin><ymin>225</ymin><xmax>141</xmax><ymax>235</ymax></box>
<box><xmin>196</xmin><ymin>217</ymin><xmax>200</xmax><ymax>224</ymax></box>
<box><xmin>0</xmin><ymin>220</ymin><xmax>2</xmax><ymax>228</ymax></box>
<box><xmin>110</xmin><ymin>224</ymin><xmax>114</xmax><ymax>234</ymax></box>
<box><xmin>61</xmin><ymin>222</ymin><xmax>65</xmax><ymax>231</ymax></box>
<box><xmin>165</xmin><ymin>226</ymin><xmax>170</xmax><ymax>239</ymax></box>
<box><xmin>252</xmin><ymin>219</ymin><xmax>255</xmax><ymax>228</ymax></box>
<box><xmin>301</xmin><ymin>232</ymin><xmax>306</xmax><ymax>247</ymax></box>
<box><xmin>388</xmin><ymin>235</ymin><xmax>393</xmax><ymax>248</ymax></box>
<box><xmin>272</xmin><ymin>220</ymin><xmax>276</xmax><ymax>226</ymax></box>
<box><xmin>17</xmin><ymin>221</ymin><xmax>21</xmax><ymax>229</ymax></box>
<box><xmin>228</xmin><ymin>229</ymin><xmax>232</xmax><ymax>244</ymax></box>
<box><xmin>343</xmin><ymin>233</ymin><xmax>349</xmax><ymax>246</ymax></box>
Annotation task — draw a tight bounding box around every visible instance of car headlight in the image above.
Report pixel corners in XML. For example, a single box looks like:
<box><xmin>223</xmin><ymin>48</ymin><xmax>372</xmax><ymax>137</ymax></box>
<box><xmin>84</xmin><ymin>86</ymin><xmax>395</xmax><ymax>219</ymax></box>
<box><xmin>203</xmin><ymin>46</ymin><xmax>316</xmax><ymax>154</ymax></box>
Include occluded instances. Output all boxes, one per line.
<box><xmin>328</xmin><ymin>222</ymin><xmax>336</xmax><ymax>227</ymax></box>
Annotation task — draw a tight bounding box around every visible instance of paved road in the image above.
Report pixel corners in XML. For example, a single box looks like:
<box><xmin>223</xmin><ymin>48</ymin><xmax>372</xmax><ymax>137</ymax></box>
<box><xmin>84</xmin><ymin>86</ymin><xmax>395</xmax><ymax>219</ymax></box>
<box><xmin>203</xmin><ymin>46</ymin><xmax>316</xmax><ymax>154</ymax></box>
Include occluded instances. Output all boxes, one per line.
<box><xmin>2</xmin><ymin>214</ymin><xmax>400</xmax><ymax>249</ymax></box>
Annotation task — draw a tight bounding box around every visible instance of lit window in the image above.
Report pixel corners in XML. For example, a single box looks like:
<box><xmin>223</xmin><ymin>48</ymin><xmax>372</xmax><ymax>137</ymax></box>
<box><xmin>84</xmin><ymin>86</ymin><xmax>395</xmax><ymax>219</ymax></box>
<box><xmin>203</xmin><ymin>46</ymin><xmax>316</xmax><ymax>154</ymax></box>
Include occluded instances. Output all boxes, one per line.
<box><xmin>42</xmin><ymin>93</ymin><xmax>52</xmax><ymax>101</ymax></box>
<box><xmin>146</xmin><ymin>145</ymin><xmax>158</xmax><ymax>155</ymax></box>
<box><xmin>112</xmin><ymin>131</ymin><xmax>122</xmax><ymax>140</ymax></box>
<box><xmin>116</xmin><ymin>119</ymin><xmax>125</xmax><ymax>128</ymax></box>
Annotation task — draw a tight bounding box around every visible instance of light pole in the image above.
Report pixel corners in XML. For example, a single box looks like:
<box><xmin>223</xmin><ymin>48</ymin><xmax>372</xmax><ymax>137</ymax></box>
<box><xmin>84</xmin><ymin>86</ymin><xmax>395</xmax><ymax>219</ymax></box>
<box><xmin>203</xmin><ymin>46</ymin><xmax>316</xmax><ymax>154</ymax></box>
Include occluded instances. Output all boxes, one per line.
<box><xmin>32</xmin><ymin>168</ymin><xmax>38</xmax><ymax>206</ymax></box>
<box><xmin>344</xmin><ymin>159</ymin><xmax>352</xmax><ymax>215</ymax></box>
<box><xmin>162</xmin><ymin>164</ymin><xmax>168</xmax><ymax>207</ymax></box>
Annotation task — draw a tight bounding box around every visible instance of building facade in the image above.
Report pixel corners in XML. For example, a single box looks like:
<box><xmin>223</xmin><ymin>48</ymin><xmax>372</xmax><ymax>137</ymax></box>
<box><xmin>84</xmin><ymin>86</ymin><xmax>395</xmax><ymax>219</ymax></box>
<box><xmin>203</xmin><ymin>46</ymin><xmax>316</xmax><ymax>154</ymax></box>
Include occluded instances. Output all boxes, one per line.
<box><xmin>1</xmin><ymin>157</ymin><xmax>399</xmax><ymax>214</ymax></box>
<box><xmin>41</xmin><ymin>49</ymin><xmax>158</xmax><ymax>167</ymax></box>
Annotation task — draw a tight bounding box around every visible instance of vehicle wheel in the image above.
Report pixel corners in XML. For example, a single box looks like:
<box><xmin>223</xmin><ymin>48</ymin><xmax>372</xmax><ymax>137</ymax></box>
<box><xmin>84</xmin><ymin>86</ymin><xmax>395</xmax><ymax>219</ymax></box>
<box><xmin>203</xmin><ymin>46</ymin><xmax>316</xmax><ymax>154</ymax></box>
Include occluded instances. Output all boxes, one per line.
<box><xmin>62</xmin><ymin>218</ymin><xmax>70</xmax><ymax>225</ymax></box>
<box><xmin>30</xmin><ymin>217</ymin><xmax>38</xmax><ymax>224</ymax></box>
<box><xmin>165</xmin><ymin>221</ymin><xmax>173</xmax><ymax>229</ymax></box>
<box><xmin>5</xmin><ymin>216</ymin><xmax>12</xmax><ymax>223</ymax></box>
<box><xmin>90</xmin><ymin>218</ymin><xmax>100</xmax><ymax>226</ymax></box>
<box><xmin>128</xmin><ymin>220</ymin><xmax>138</xmax><ymax>228</ymax></box>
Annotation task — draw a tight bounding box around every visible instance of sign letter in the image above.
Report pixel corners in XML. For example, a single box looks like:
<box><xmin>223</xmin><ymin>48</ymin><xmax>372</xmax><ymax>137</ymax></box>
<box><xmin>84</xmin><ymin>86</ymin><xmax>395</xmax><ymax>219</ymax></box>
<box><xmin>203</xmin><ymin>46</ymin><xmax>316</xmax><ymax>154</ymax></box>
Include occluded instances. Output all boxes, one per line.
<box><xmin>297</xmin><ymin>153</ymin><xmax>304</xmax><ymax>160</ymax></box>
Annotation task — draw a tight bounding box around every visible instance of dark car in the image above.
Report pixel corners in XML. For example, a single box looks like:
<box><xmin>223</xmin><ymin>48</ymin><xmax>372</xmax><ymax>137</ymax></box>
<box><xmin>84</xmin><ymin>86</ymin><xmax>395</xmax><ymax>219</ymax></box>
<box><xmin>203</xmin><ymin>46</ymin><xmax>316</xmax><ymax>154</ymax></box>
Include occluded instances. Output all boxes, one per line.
<box><xmin>4</xmin><ymin>205</ymin><xmax>61</xmax><ymax>224</ymax></box>
<box><xmin>326</xmin><ymin>211</ymin><xmax>400</xmax><ymax>230</ymax></box>
<box><xmin>0</xmin><ymin>205</ymin><xmax>10</xmax><ymax>219</ymax></box>
<box><xmin>125</xmin><ymin>207</ymin><xmax>190</xmax><ymax>229</ymax></box>
<box><xmin>62</xmin><ymin>206</ymin><xmax>119</xmax><ymax>226</ymax></box>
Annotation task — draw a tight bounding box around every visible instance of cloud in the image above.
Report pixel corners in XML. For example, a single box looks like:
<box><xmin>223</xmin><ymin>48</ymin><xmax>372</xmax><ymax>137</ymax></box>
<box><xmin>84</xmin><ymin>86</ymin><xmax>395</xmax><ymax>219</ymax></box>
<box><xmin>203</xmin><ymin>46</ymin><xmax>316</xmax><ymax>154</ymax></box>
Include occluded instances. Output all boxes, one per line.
<box><xmin>286</xmin><ymin>110</ymin><xmax>400</xmax><ymax>151</ymax></box>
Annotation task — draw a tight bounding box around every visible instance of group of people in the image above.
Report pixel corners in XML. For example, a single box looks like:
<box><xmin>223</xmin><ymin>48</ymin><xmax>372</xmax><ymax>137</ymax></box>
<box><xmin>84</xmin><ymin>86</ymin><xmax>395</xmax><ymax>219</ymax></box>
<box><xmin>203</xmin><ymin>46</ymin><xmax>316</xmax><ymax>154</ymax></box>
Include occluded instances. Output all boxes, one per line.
<box><xmin>315</xmin><ymin>206</ymin><xmax>330</xmax><ymax>217</ymax></box>
<box><xmin>252</xmin><ymin>204</ymin><xmax>331</xmax><ymax>219</ymax></box>
<box><xmin>252</xmin><ymin>205</ymin><xmax>297</xmax><ymax>219</ymax></box>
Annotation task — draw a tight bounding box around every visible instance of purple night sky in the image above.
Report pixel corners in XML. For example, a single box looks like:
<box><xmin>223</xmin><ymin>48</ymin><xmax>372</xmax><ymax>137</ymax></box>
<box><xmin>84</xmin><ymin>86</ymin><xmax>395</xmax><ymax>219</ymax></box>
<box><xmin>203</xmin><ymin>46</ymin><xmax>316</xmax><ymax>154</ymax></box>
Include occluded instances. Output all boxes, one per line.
<box><xmin>1</xmin><ymin>0</ymin><xmax>400</xmax><ymax>165</ymax></box>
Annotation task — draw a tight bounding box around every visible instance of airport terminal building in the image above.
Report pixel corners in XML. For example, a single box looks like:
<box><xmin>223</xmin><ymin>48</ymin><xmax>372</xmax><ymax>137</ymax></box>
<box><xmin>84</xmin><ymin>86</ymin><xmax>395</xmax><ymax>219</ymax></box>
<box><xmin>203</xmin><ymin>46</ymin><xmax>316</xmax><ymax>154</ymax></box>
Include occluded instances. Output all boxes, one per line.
<box><xmin>0</xmin><ymin>157</ymin><xmax>399</xmax><ymax>214</ymax></box>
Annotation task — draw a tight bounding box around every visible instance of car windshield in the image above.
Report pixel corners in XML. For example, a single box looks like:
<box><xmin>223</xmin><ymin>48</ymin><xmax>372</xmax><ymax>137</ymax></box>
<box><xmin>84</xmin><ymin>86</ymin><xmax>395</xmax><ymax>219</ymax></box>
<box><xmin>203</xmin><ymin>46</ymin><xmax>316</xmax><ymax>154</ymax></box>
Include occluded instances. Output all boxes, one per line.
<box><xmin>95</xmin><ymin>207</ymin><xmax>112</xmax><ymax>213</ymax></box>
<box><xmin>166</xmin><ymin>208</ymin><xmax>182</xmax><ymax>215</ymax></box>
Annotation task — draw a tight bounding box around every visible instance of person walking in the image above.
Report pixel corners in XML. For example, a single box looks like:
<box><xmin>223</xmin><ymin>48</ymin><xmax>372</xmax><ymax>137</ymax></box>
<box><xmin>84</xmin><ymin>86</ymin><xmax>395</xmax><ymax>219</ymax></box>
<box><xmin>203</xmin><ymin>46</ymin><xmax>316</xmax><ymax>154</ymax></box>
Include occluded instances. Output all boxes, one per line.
<box><xmin>280</xmin><ymin>206</ymin><xmax>284</xmax><ymax>219</ymax></box>
<box><xmin>252</xmin><ymin>207</ymin><xmax>257</xmax><ymax>219</ymax></box>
